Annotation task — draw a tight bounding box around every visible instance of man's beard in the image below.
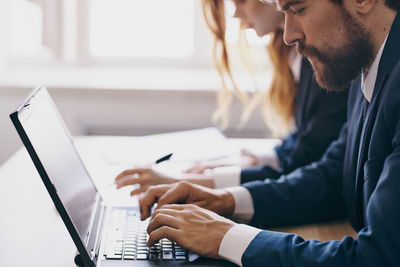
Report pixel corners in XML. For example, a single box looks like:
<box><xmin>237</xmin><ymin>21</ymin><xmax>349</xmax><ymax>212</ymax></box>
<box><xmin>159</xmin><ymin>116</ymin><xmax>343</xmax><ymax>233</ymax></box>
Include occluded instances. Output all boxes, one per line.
<box><xmin>297</xmin><ymin>7</ymin><xmax>375</xmax><ymax>92</ymax></box>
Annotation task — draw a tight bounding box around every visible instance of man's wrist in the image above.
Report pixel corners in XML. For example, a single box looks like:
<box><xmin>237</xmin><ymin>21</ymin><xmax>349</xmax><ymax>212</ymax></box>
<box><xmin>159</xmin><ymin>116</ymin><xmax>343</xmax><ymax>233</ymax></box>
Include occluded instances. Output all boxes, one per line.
<box><xmin>220</xmin><ymin>190</ymin><xmax>235</xmax><ymax>216</ymax></box>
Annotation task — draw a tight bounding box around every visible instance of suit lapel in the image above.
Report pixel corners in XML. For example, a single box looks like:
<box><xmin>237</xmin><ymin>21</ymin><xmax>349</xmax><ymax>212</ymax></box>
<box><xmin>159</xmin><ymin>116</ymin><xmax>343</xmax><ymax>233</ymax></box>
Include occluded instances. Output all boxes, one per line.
<box><xmin>350</xmin><ymin>13</ymin><xmax>400</xmax><ymax>229</ymax></box>
<box><xmin>342</xmin><ymin>80</ymin><xmax>363</xmax><ymax>229</ymax></box>
<box><xmin>353</xmin><ymin>74</ymin><xmax>389</xmax><ymax>228</ymax></box>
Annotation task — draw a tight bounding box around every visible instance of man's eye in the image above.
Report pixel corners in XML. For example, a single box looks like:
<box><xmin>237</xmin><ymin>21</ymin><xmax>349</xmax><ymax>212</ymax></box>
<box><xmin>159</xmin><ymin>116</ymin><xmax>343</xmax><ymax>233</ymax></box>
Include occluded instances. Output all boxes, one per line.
<box><xmin>291</xmin><ymin>7</ymin><xmax>306</xmax><ymax>15</ymax></box>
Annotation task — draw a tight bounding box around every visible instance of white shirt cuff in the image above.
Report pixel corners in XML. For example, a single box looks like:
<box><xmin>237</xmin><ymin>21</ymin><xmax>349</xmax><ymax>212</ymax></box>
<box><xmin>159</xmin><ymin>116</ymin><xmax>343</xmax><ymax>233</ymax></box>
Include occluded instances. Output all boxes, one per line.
<box><xmin>211</xmin><ymin>166</ymin><xmax>241</xmax><ymax>189</ymax></box>
<box><xmin>225</xmin><ymin>186</ymin><xmax>254</xmax><ymax>223</ymax></box>
<box><xmin>218</xmin><ymin>224</ymin><xmax>262</xmax><ymax>266</ymax></box>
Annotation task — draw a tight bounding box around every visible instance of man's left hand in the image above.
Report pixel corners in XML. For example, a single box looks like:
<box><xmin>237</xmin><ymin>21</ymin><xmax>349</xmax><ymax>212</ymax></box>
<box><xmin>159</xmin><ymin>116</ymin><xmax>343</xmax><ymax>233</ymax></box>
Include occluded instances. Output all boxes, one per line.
<box><xmin>146</xmin><ymin>204</ymin><xmax>236</xmax><ymax>258</ymax></box>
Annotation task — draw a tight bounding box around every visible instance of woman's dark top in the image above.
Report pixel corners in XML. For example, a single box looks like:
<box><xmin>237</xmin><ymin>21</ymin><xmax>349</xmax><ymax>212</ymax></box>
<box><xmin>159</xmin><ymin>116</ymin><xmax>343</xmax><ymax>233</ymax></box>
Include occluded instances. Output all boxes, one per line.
<box><xmin>241</xmin><ymin>57</ymin><xmax>348</xmax><ymax>182</ymax></box>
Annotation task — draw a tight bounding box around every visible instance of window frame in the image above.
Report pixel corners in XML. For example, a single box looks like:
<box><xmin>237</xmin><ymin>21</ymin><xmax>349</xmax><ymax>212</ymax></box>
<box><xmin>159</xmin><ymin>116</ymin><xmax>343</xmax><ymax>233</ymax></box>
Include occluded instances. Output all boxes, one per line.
<box><xmin>6</xmin><ymin>0</ymin><xmax>213</xmax><ymax>69</ymax></box>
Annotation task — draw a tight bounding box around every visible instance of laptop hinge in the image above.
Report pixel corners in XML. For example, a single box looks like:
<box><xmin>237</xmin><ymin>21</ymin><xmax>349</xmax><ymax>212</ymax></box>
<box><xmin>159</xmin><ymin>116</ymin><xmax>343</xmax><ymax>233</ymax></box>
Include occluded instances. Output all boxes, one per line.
<box><xmin>91</xmin><ymin>202</ymin><xmax>106</xmax><ymax>261</ymax></box>
<box><xmin>85</xmin><ymin>194</ymin><xmax>106</xmax><ymax>264</ymax></box>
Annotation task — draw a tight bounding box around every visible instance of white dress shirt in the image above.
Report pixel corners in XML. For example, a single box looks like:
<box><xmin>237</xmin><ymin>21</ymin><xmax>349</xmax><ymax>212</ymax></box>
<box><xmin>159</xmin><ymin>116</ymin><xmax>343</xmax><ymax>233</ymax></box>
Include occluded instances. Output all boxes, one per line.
<box><xmin>361</xmin><ymin>36</ymin><xmax>388</xmax><ymax>102</ymax></box>
<box><xmin>218</xmin><ymin>39</ymin><xmax>388</xmax><ymax>266</ymax></box>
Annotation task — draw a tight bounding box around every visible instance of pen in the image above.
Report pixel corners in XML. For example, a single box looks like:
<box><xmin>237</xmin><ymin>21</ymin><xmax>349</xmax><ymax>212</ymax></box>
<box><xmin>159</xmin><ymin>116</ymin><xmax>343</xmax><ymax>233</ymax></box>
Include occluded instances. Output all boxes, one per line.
<box><xmin>108</xmin><ymin>153</ymin><xmax>173</xmax><ymax>187</ymax></box>
<box><xmin>154</xmin><ymin>153</ymin><xmax>173</xmax><ymax>164</ymax></box>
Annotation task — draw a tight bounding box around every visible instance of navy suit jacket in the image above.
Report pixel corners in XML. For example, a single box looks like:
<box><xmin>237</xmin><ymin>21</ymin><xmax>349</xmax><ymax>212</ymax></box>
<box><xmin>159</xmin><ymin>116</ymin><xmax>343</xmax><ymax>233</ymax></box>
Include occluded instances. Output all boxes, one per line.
<box><xmin>241</xmin><ymin>58</ymin><xmax>348</xmax><ymax>182</ymax></box>
<box><xmin>241</xmin><ymin>13</ymin><xmax>400</xmax><ymax>266</ymax></box>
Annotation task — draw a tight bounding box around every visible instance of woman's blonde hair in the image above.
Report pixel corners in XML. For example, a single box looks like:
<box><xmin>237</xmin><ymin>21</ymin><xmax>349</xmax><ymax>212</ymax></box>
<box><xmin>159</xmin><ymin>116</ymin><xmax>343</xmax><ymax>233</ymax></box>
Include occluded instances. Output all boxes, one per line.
<box><xmin>201</xmin><ymin>0</ymin><xmax>296</xmax><ymax>137</ymax></box>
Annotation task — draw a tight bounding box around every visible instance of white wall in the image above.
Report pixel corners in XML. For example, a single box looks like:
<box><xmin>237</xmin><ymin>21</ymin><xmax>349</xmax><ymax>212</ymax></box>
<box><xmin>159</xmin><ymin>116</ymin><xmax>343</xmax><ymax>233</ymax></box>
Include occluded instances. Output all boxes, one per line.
<box><xmin>0</xmin><ymin>85</ymin><xmax>270</xmax><ymax>165</ymax></box>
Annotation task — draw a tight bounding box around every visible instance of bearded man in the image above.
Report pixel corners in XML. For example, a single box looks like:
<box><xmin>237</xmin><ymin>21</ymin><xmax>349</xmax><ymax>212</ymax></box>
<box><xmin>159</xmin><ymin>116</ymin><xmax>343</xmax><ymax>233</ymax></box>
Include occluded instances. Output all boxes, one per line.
<box><xmin>137</xmin><ymin>0</ymin><xmax>400</xmax><ymax>266</ymax></box>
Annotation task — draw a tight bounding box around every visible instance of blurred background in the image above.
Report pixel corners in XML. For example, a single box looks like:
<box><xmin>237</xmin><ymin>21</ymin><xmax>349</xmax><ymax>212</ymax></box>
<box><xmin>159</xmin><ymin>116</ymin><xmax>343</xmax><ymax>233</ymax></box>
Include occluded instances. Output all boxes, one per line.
<box><xmin>0</xmin><ymin>0</ymin><xmax>273</xmax><ymax>165</ymax></box>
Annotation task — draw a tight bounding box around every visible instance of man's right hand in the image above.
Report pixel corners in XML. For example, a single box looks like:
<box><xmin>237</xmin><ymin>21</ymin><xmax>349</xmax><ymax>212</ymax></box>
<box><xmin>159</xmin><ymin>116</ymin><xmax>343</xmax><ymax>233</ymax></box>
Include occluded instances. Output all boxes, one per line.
<box><xmin>138</xmin><ymin>181</ymin><xmax>235</xmax><ymax>220</ymax></box>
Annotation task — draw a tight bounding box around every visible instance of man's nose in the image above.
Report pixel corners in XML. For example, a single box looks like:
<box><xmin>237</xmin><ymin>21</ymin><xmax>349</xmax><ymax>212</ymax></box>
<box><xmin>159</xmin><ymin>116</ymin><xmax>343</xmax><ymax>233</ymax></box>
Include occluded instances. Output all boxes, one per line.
<box><xmin>283</xmin><ymin>15</ymin><xmax>304</xmax><ymax>46</ymax></box>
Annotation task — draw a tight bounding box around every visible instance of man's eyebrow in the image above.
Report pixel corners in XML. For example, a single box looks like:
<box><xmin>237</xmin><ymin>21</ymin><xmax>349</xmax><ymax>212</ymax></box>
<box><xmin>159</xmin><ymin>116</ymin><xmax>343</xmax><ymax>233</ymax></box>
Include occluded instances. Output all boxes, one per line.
<box><xmin>280</xmin><ymin>0</ymin><xmax>304</xmax><ymax>11</ymax></box>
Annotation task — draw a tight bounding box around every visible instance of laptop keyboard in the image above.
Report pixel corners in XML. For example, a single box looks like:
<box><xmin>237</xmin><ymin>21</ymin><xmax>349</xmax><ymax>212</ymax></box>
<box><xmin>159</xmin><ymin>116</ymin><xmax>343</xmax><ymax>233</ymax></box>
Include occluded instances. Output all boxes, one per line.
<box><xmin>104</xmin><ymin>208</ymin><xmax>188</xmax><ymax>261</ymax></box>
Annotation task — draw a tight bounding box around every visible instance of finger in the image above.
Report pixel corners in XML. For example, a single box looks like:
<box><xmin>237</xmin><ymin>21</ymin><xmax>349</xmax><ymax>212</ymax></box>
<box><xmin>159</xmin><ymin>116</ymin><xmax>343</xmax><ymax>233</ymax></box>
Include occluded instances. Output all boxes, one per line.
<box><xmin>183</xmin><ymin>163</ymin><xmax>207</xmax><ymax>174</ymax></box>
<box><xmin>191</xmin><ymin>167</ymin><xmax>206</xmax><ymax>174</ymax></box>
<box><xmin>150</xmin><ymin>206</ymin><xmax>186</xmax><ymax>222</ymax></box>
<box><xmin>130</xmin><ymin>185</ymin><xmax>149</xmax><ymax>196</ymax></box>
<box><xmin>115</xmin><ymin>176</ymin><xmax>141</xmax><ymax>189</ymax></box>
<box><xmin>153</xmin><ymin>204</ymin><xmax>187</xmax><ymax>213</ymax></box>
<box><xmin>139</xmin><ymin>184</ymin><xmax>171</xmax><ymax>220</ymax></box>
<box><xmin>147</xmin><ymin>213</ymin><xmax>180</xmax><ymax>234</ymax></box>
<box><xmin>114</xmin><ymin>168</ymin><xmax>149</xmax><ymax>181</ymax></box>
<box><xmin>156</xmin><ymin>182</ymin><xmax>191</xmax><ymax>209</ymax></box>
<box><xmin>184</xmin><ymin>167</ymin><xmax>198</xmax><ymax>174</ymax></box>
<box><xmin>182</xmin><ymin>165</ymin><xmax>196</xmax><ymax>174</ymax></box>
<box><xmin>147</xmin><ymin>226</ymin><xmax>180</xmax><ymax>247</ymax></box>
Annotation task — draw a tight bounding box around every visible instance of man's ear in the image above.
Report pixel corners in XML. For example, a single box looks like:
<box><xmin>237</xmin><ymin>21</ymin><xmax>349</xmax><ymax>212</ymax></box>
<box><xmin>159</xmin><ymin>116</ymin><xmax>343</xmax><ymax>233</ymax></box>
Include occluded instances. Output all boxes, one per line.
<box><xmin>353</xmin><ymin>0</ymin><xmax>376</xmax><ymax>15</ymax></box>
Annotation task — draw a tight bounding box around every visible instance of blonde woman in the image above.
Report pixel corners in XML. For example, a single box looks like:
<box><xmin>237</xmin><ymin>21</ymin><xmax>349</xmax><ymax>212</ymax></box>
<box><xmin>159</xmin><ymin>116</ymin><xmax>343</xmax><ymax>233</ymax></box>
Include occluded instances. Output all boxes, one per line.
<box><xmin>114</xmin><ymin>0</ymin><xmax>348</xmax><ymax>194</ymax></box>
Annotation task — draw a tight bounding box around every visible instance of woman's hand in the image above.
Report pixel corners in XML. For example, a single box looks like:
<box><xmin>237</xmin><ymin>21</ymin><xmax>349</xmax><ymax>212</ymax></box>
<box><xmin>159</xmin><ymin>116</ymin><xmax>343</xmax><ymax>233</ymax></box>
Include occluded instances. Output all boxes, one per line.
<box><xmin>183</xmin><ymin>158</ymin><xmax>234</xmax><ymax>174</ymax></box>
<box><xmin>114</xmin><ymin>167</ymin><xmax>178</xmax><ymax>196</ymax></box>
<box><xmin>184</xmin><ymin>149</ymin><xmax>259</xmax><ymax>174</ymax></box>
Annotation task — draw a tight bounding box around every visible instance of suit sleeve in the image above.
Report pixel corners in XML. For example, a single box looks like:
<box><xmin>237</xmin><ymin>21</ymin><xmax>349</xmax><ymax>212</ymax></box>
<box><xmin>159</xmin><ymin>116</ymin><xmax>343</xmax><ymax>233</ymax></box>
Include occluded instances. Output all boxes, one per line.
<box><xmin>241</xmin><ymin>66</ymin><xmax>400</xmax><ymax>267</ymax></box>
<box><xmin>243</xmin><ymin>122</ymin><xmax>348</xmax><ymax>228</ymax></box>
<box><xmin>276</xmin><ymin>86</ymin><xmax>348</xmax><ymax>174</ymax></box>
<box><xmin>242</xmin><ymin>122</ymin><xmax>400</xmax><ymax>267</ymax></box>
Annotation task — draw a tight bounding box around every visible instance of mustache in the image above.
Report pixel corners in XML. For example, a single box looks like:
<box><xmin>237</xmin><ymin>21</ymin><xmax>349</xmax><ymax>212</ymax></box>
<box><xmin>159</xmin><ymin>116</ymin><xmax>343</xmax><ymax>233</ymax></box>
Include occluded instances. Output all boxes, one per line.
<box><xmin>296</xmin><ymin>42</ymin><xmax>328</xmax><ymax>63</ymax></box>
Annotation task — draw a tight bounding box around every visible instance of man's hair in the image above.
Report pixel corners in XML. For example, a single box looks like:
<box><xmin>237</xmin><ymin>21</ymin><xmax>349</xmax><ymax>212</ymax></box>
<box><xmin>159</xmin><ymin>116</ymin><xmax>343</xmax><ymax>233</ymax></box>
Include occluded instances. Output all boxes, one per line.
<box><xmin>329</xmin><ymin>0</ymin><xmax>400</xmax><ymax>11</ymax></box>
<box><xmin>263</xmin><ymin>0</ymin><xmax>400</xmax><ymax>11</ymax></box>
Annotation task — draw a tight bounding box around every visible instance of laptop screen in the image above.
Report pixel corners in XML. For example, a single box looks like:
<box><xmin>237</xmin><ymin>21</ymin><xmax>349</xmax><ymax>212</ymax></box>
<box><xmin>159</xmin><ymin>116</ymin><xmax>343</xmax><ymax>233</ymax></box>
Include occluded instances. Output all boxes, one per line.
<box><xmin>17</xmin><ymin>88</ymin><xmax>97</xmax><ymax>244</ymax></box>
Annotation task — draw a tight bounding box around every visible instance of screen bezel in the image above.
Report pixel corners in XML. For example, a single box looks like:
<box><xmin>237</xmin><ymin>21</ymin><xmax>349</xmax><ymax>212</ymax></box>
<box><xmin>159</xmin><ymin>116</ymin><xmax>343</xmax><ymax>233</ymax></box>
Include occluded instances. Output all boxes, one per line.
<box><xmin>9</xmin><ymin>86</ymin><xmax>98</xmax><ymax>266</ymax></box>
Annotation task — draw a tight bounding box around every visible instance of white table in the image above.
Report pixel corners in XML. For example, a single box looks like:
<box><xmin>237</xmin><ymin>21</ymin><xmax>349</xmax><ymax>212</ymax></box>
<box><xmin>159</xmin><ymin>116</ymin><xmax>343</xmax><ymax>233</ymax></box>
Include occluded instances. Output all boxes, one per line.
<box><xmin>0</xmin><ymin>135</ymin><xmax>355</xmax><ymax>267</ymax></box>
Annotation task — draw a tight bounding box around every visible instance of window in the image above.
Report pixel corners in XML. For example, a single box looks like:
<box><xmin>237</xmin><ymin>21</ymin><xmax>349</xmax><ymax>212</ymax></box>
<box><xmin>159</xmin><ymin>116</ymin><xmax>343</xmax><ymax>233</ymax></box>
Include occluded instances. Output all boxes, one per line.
<box><xmin>89</xmin><ymin>0</ymin><xmax>194</xmax><ymax>58</ymax></box>
<box><xmin>5</xmin><ymin>0</ymin><xmax>212</xmax><ymax>68</ymax></box>
<box><xmin>2</xmin><ymin>0</ymin><xmax>270</xmax><ymax>92</ymax></box>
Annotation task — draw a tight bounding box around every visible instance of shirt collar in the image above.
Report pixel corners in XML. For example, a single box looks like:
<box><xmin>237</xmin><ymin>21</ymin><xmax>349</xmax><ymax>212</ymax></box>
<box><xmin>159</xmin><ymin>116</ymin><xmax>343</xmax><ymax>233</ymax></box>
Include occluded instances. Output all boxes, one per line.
<box><xmin>361</xmin><ymin>35</ymin><xmax>388</xmax><ymax>102</ymax></box>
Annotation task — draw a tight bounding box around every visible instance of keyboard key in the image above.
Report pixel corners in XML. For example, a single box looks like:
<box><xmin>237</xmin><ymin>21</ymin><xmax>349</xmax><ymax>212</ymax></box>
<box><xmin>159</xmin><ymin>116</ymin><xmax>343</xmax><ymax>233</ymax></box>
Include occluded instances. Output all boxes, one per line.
<box><xmin>175</xmin><ymin>251</ymin><xmax>186</xmax><ymax>256</ymax></box>
<box><xmin>106</xmin><ymin>254</ymin><xmax>122</xmax><ymax>260</ymax></box>
<box><xmin>123</xmin><ymin>255</ymin><xmax>135</xmax><ymax>260</ymax></box>
<box><xmin>136</xmin><ymin>254</ymin><xmax>147</xmax><ymax>260</ymax></box>
<box><xmin>124</xmin><ymin>251</ymin><xmax>135</xmax><ymax>256</ymax></box>
<box><xmin>176</xmin><ymin>255</ymin><xmax>186</xmax><ymax>261</ymax></box>
<box><xmin>162</xmin><ymin>251</ymin><xmax>173</xmax><ymax>260</ymax></box>
<box><xmin>149</xmin><ymin>253</ymin><xmax>159</xmax><ymax>260</ymax></box>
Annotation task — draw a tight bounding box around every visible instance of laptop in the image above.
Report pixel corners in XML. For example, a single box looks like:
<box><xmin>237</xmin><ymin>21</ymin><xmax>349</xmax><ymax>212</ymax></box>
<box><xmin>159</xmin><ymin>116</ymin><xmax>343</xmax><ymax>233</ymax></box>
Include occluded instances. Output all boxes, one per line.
<box><xmin>10</xmin><ymin>86</ymin><xmax>234</xmax><ymax>267</ymax></box>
